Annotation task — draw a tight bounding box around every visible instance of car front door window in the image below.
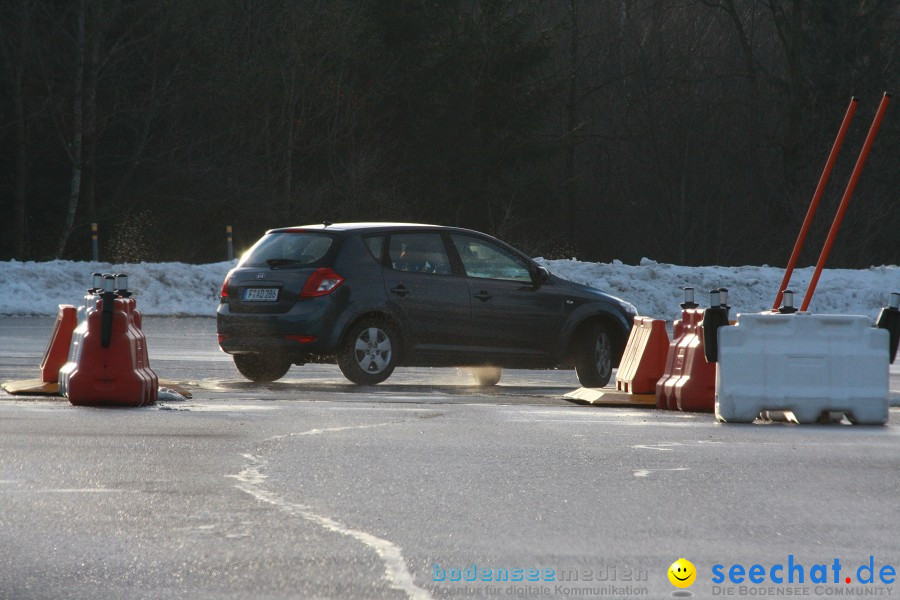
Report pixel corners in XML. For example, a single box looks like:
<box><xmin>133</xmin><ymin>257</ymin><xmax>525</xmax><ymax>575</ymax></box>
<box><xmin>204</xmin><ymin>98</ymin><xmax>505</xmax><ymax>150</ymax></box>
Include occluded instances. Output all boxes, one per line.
<box><xmin>450</xmin><ymin>235</ymin><xmax>532</xmax><ymax>282</ymax></box>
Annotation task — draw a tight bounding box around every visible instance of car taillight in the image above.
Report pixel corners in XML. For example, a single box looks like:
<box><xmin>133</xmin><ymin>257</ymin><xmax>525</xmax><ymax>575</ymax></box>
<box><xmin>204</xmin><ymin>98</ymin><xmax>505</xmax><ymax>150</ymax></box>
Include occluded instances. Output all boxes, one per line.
<box><xmin>300</xmin><ymin>268</ymin><xmax>344</xmax><ymax>298</ymax></box>
<box><xmin>220</xmin><ymin>277</ymin><xmax>230</xmax><ymax>299</ymax></box>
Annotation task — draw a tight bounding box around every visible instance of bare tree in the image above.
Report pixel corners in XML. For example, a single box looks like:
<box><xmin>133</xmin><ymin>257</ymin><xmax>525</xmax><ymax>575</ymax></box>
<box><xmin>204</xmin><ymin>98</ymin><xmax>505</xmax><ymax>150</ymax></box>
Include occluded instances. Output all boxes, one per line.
<box><xmin>0</xmin><ymin>0</ymin><xmax>35</xmax><ymax>258</ymax></box>
<box><xmin>56</xmin><ymin>0</ymin><xmax>86</xmax><ymax>259</ymax></box>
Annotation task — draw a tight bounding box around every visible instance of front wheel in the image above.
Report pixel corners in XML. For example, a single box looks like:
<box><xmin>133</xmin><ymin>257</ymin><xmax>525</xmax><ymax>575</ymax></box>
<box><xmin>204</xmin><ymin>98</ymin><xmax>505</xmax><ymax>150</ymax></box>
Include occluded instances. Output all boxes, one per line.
<box><xmin>573</xmin><ymin>322</ymin><xmax>613</xmax><ymax>388</ymax></box>
<box><xmin>337</xmin><ymin>318</ymin><xmax>398</xmax><ymax>385</ymax></box>
<box><xmin>233</xmin><ymin>353</ymin><xmax>291</xmax><ymax>383</ymax></box>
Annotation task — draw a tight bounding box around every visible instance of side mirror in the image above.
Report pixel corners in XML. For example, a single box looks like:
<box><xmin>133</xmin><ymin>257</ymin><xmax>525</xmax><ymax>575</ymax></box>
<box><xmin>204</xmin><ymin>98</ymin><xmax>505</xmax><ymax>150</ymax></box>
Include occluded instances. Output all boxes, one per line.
<box><xmin>532</xmin><ymin>266</ymin><xmax>551</xmax><ymax>287</ymax></box>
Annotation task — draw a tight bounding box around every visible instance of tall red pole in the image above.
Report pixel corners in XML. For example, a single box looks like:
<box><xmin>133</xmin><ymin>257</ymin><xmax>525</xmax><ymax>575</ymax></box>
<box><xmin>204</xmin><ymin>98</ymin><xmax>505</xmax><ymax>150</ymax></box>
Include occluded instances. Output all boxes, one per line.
<box><xmin>772</xmin><ymin>98</ymin><xmax>858</xmax><ymax>310</ymax></box>
<box><xmin>801</xmin><ymin>92</ymin><xmax>892</xmax><ymax>312</ymax></box>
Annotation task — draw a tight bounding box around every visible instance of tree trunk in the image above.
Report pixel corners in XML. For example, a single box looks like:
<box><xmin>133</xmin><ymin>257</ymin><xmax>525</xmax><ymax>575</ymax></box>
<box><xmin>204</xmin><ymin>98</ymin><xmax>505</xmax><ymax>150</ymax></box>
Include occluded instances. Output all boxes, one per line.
<box><xmin>781</xmin><ymin>0</ymin><xmax>807</xmax><ymax>187</ymax></box>
<box><xmin>716</xmin><ymin>1</ymin><xmax>773</xmax><ymax>208</ymax></box>
<box><xmin>56</xmin><ymin>0</ymin><xmax>86</xmax><ymax>259</ymax></box>
<box><xmin>283</xmin><ymin>65</ymin><xmax>296</xmax><ymax>211</ymax></box>
<box><xmin>12</xmin><ymin>5</ymin><xmax>30</xmax><ymax>258</ymax></box>
<box><xmin>2</xmin><ymin>0</ymin><xmax>33</xmax><ymax>258</ymax></box>
<box><xmin>564</xmin><ymin>0</ymin><xmax>579</xmax><ymax>241</ymax></box>
<box><xmin>83</xmin><ymin>0</ymin><xmax>101</xmax><ymax>228</ymax></box>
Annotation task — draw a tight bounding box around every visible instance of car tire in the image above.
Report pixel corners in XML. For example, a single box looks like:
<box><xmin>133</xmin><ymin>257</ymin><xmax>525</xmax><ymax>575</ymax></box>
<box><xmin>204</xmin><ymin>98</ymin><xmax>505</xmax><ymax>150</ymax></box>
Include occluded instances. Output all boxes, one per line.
<box><xmin>233</xmin><ymin>353</ymin><xmax>291</xmax><ymax>383</ymax></box>
<box><xmin>471</xmin><ymin>367</ymin><xmax>501</xmax><ymax>386</ymax></box>
<box><xmin>574</xmin><ymin>322</ymin><xmax>613</xmax><ymax>388</ymax></box>
<box><xmin>337</xmin><ymin>318</ymin><xmax>398</xmax><ymax>385</ymax></box>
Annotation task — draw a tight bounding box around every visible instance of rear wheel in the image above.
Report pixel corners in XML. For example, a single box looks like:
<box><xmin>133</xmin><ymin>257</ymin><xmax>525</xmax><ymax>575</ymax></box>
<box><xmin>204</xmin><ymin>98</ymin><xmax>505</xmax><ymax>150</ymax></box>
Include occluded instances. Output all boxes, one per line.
<box><xmin>574</xmin><ymin>322</ymin><xmax>613</xmax><ymax>388</ymax></box>
<box><xmin>337</xmin><ymin>318</ymin><xmax>398</xmax><ymax>385</ymax></box>
<box><xmin>233</xmin><ymin>353</ymin><xmax>291</xmax><ymax>383</ymax></box>
<box><xmin>471</xmin><ymin>367</ymin><xmax>501</xmax><ymax>386</ymax></box>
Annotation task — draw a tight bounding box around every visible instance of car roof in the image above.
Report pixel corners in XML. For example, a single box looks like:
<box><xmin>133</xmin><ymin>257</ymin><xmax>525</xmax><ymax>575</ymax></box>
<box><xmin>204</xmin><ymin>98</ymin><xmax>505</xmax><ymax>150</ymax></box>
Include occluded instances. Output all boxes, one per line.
<box><xmin>267</xmin><ymin>222</ymin><xmax>480</xmax><ymax>236</ymax></box>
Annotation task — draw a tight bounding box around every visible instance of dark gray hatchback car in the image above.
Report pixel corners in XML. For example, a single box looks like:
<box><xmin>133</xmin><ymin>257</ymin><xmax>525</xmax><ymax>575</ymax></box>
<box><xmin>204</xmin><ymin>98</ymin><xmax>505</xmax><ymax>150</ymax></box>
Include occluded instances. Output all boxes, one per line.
<box><xmin>217</xmin><ymin>223</ymin><xmax>637</xmax><ymax>386</ymax></box>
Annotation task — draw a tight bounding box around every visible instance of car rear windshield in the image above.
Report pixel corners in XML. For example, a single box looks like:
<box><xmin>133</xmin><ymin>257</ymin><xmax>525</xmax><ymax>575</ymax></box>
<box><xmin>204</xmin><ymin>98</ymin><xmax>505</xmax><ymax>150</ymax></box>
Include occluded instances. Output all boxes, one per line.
<box><xmin>238</xmin><ymin>232</ymin><xmax>335</xmax><ymax>268</ymax></box>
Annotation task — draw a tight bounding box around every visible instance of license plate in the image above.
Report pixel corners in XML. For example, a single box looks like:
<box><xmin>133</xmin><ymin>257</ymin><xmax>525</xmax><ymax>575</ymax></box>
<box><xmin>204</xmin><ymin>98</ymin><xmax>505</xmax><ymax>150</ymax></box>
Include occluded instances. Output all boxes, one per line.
<box><xmin>243</xmin><ymin>287</ymin><xmax>279</xmax><ymax>302</ymax></box>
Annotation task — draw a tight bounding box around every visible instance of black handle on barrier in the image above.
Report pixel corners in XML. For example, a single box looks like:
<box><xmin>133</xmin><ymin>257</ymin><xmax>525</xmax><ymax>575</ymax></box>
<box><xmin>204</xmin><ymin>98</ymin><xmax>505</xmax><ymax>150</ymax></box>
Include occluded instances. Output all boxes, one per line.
<box><xmin>876</xmin><ymin>293</ymin><xmax>900</xmax><ymax>364</ymax></box>
<box><xmin>702</xmin><ymin>307</ymin><xmax>728</xmax><ymax>363</ymax></box>
<box><xmin>100</xmin><ymin>276</ymin><xmax>117</xmax><ymax>348</ymax></box>
<box><xmin>702</xmin><ymin>291</ymin><xmax>730</xmax><ymax>364</ymax></box>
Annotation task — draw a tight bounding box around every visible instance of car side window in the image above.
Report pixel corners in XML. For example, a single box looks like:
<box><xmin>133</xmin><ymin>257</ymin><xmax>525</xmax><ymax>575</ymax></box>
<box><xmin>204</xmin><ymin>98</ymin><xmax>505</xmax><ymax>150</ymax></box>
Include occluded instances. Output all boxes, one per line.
<box><xmin>362</xmin><ymin>235</ymin><xmax>384</xmax><ymax>262</ymax></box>
<box><xmin>450</xmin><ymin>235</ymin><xmax>532</xmax><ymax>282</ymax></box>
<box><xmin>388</xmin><ymin>233</ymin><xmax>453</xmax><ymax>275</ymax></box>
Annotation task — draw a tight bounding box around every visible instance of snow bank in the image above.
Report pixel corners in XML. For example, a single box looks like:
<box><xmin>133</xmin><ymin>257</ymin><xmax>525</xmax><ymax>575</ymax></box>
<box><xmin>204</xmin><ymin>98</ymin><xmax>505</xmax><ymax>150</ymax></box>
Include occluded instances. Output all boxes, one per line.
<box><xmin>537</xmin><ymin>257</ymin><xmax>899</xmax><ymax>320</ymax></box>
<box><xmin>0</xmin><ymin>258</ymin><xmax>897</xmax><ymax>320</ymax></box>
<box><xmin>0</xmin><ymin>260</ymin><xmax>234</xmax><ymax>317</ymax></box>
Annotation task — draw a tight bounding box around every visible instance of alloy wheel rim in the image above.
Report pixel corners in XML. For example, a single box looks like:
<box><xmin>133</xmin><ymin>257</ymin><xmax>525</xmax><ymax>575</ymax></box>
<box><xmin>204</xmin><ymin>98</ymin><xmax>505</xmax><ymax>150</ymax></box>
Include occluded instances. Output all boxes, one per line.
<box><xmin>594</xmin><ymin>334</ymin><xmax>611</xmax><ymax>378</ymax></box>
<box><xmin>354</xmin><ymin>327</ymin><xmax>392</xmax><ymax>373</ymax></box>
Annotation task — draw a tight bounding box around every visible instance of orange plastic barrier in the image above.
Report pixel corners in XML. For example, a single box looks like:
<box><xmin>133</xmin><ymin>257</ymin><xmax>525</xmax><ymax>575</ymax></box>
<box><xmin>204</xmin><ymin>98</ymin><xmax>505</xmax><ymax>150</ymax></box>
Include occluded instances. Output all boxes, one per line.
<box><xmin>655</xmin><ymin>318</ymin><xmax>684</xmax><ymax>409</ymax></box>
<box><xmin>616</xmin><ymin>316</ymin><xmax>670</xmax><ymax>394</ymax></box>
<box><xmin>59</xmin><ymin>294</ymin><xmax>157</xmax><ymax>407</ymax></box>
<box><xmin>655</xmin><ymin>308</ymin><xmax>716</xmax><ymax>412</ymax></box>
<box><xmin>39</xmin><ymin>305</ymin><xmax>78</xmax><ymax>383</ymax></box>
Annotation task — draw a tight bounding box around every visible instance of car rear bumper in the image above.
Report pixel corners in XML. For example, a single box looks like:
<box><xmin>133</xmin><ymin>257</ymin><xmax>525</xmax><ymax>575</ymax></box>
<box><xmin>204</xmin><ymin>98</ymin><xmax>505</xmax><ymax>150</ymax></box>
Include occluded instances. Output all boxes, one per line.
<box><xmin>217</xmin><ymin>334</ymin><xmax>327</xmax><ymax>357</ymax></box>
<box><xmin>216</xmin><ymin>301</ymin><xmax>339</xmax><ymax>357</ymax></box>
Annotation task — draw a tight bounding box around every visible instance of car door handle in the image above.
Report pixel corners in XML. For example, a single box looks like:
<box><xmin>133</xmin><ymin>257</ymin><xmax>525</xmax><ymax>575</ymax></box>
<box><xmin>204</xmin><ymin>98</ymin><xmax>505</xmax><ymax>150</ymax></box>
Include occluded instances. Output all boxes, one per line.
<box><xmin>390</xmin><ymin>285</ymin><xmax>409</xmax><ymax>297</ymax></box>
<box><xmin>473</xmin><ymin>290</ymin><xmax>493</xmax><ymax>302</ymax></box>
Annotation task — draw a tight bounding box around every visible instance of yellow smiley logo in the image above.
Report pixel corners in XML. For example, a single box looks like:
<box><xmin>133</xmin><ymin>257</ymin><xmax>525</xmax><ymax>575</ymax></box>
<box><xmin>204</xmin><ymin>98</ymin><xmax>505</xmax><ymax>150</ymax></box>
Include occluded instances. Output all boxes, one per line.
<box><xmin>668</xmin><ymin>558</ymin><xmax>696</xmax><ymax>588</ymax></box>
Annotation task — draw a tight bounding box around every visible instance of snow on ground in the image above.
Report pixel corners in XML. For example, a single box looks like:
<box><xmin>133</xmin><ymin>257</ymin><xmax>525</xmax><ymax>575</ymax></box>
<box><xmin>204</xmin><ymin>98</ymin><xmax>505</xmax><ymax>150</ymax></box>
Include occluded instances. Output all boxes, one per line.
<box><xmin>0</xmin><ymin>258</ymin><xmax>897</xmax><ymax>321</ymax></box>
<box><xmin>538</xmin><ymin>257</ymin><xmax>900</xmax><ymax>321</ymax></box>
<box><xmin>0</xmin><ymin>260</ymin><xmax>233</xmax><ymax>317</ymax></box>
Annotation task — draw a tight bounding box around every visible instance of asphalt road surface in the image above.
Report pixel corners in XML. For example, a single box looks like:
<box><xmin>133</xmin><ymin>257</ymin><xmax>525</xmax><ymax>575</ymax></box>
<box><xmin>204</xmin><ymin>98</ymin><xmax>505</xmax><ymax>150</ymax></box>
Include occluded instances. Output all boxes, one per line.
<box><xmin>2</xmin><ymin>316</ymin><xmax>900</xmax><ymax>600</ymax></box>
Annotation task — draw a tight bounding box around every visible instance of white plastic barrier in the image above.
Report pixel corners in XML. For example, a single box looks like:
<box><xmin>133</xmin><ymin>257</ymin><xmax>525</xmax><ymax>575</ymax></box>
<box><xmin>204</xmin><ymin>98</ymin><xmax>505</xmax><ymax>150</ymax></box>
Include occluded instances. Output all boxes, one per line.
<box><xmin>716</xmin><ymin>313</ymin><xmax>890</xmax><ymax>425</ymax></box>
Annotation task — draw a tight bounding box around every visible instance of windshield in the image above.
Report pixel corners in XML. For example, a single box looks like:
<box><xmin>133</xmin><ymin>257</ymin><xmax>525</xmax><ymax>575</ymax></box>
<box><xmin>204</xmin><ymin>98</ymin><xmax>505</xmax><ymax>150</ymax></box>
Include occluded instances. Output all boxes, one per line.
<box><xmin>238</xmin><ymin>232</ymin><xmax>335</xmax><ymax>268</ymax></box>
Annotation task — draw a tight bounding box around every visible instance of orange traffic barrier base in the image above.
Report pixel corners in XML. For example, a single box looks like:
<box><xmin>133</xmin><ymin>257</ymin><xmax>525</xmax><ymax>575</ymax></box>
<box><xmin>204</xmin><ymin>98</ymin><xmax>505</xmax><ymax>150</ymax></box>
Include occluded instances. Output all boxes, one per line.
<box><xmin>2</xmin><ymin>377</ymin><xmax>190</xmax><ymax>398</ymax></box>
<box><xmin>565</xmin><ymin>387</ymin><xmax>657</xmax><ymax>407</ymax></box>
<box><xmin>616</xmin><ymin>316</ymin><xmax>669</xmax><ymax>394</ymax></box>
<box><xmin>59</xmin><ymin>295</ymin><xmax>158</xmax><ymax>407</ymax></box>
<box><xmin>40</xmin><ymin>305</ymin><xmax>78</xmax><ymax>382</ymax></box>
<box><xmin>1</xmin><ymin>378</ymin><xmax>60</xmax><ymax>395</ymax></box>
<box><xmin>1</xmin><ymin>305</ymin><xmax>78</xmax><ymax>396</ymax></box>
<box><xmin>655</xmin><ymin>308</ymin><xmax>716</xmax><ymax>412</ymax></box>
<box><xmin>2</xmin><ymin>288</ymin><xmax>191</xmax><ymax>401</ymax></box>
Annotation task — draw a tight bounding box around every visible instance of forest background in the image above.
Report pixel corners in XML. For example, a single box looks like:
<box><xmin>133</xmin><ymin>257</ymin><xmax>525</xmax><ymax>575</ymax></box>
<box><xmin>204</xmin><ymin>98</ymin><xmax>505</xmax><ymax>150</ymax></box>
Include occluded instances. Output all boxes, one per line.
<box><xmin>1</xmin><ymin>0</ymin><xmax>897</xmax><ymax>267</ymax></box>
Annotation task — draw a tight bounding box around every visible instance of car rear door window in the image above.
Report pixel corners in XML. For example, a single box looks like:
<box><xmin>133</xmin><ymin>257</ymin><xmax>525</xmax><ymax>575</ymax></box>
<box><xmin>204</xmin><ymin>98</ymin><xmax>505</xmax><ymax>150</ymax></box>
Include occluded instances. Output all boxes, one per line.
<box><xmin>388</xmin><ymin>233</ymin><xmax>452</xmax><ymax>275</ymax></box>
<box><xmin>363</xmin><ymin>235</ymin><xmax>385</xmax><ymax>262</ymax></box>
<box><xmin>450</xmin><ymin>234</ymin><xmax>532</xmax><ymax>282</ymax></box>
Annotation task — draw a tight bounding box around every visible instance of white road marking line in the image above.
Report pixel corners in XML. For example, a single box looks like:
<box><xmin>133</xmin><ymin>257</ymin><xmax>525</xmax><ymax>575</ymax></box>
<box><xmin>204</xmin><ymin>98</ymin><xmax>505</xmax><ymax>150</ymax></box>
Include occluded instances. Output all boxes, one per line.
<box><xmin>510</xmin><ymin>409</ymin><xmax>649</xmax><ymax>417</ymax></box>
<box><xmin>4</xmin><ymin>488</ymin><xmax>125</xmax><ymax>493</ymax></box>
<box><xmin>633</xmin><ymin>468</ymin><xmax>690</xmax><ymax>478</ymax></box>
<box><xmin>231</xmin><ymin>420</ymin><xmax>433</xmax><ymax>600</ymax></box>
<box><xmin>268</xmin><ymin>421</ymin><xmax>401</xmax><ymax>442</ymax></box>
<box><xmin>290</xmin><ymin>405</ymin><xmax>442</xmax><ymax>412</ymax></box>
<box><xmin>231</xmin><ymin>454</ymin><xmax>432</xmax><ymax>600</ymax></box>
<box><xmin>161</xmin><ymin>403</ymin><xmax>281</xmax><ymax>412</ymax></box>
<box><xmin>632</xmin><ymin>443</ymin><xmax>685</xmax><ymax>451</ymax></box>
<box><xmin>502</xmin><ymin>418</ymin><xmax>698</xmax><ymax>426</ymax></box>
